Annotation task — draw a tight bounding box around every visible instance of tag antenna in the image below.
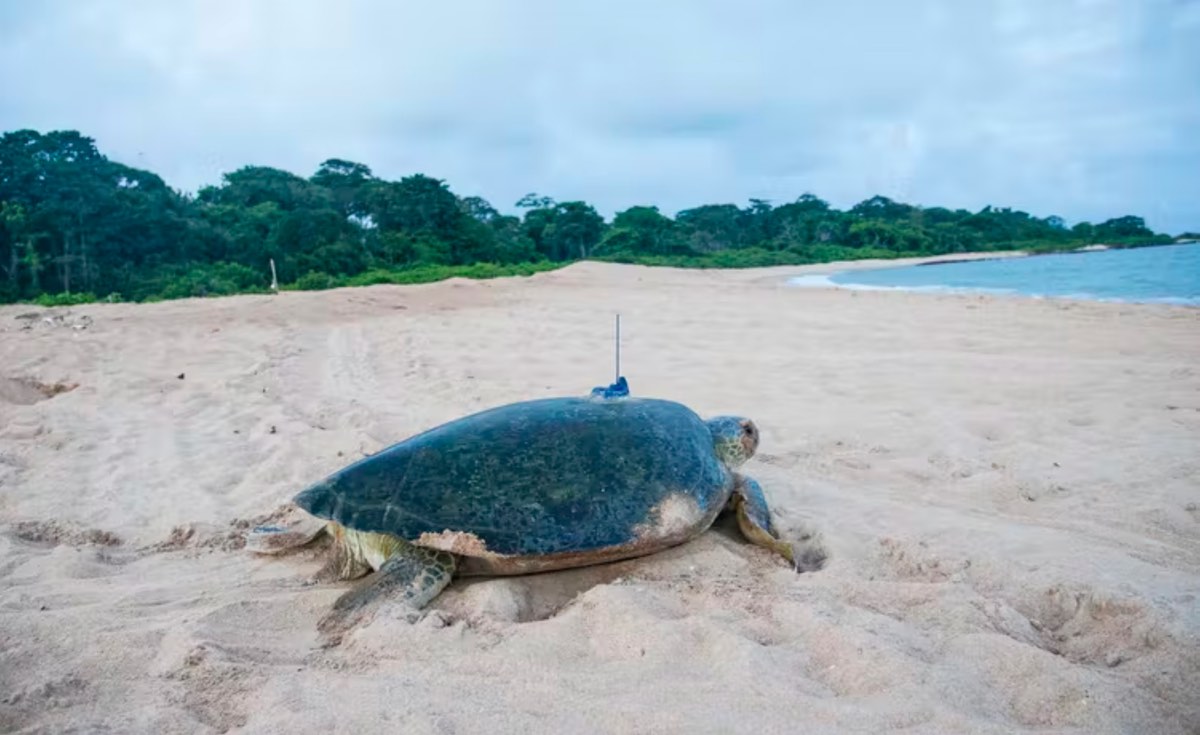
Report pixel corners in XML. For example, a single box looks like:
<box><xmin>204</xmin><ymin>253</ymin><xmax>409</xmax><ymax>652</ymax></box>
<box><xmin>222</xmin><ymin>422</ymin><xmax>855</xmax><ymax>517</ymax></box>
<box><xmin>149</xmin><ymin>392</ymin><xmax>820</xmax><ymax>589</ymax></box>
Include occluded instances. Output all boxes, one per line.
<box><xmin>615</xmin><ymin>313</ymin><xmax>621</xmax><ymax>383</ymax></box>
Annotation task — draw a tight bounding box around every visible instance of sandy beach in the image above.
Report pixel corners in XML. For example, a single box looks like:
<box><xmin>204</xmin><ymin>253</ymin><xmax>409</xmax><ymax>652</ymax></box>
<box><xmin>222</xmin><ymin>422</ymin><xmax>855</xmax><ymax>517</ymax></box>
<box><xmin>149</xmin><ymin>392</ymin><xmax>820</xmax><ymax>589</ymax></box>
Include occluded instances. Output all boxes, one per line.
<box><xmin>1</xmin><ymin>260</ymin><xmax>1198</xmax><ymax>734</ymax></box>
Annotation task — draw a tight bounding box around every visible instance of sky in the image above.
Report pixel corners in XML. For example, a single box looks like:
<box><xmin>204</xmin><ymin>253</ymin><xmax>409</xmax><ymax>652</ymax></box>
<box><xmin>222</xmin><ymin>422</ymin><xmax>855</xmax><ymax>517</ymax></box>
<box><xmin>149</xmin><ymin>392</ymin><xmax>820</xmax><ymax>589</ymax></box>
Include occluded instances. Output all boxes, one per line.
<box><xmin>1</xmin><ymin>0</ymin><xmax>1197</xmax><ymax>233</ymax></box>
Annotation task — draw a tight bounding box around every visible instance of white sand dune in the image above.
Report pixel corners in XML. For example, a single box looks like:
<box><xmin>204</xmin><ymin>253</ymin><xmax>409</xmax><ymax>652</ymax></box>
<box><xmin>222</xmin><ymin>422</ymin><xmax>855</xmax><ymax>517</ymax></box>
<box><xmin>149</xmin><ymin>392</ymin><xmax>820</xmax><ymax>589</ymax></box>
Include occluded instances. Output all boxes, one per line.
<box><xmin>1</xmin><ymin>260</ymin><xmax>1197</xmax><ymax>733</ymax></box>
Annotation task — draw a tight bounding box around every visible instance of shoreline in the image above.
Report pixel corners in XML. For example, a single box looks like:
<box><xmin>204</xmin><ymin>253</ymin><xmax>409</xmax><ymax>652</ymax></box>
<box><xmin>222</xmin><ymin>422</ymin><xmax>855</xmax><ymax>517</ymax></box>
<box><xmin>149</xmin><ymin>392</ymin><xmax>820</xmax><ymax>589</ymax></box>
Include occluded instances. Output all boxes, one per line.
<box><xmin>769</xmin><ymin>244</ymin><xmax>1199</xmax><ymax>309</ymax></box>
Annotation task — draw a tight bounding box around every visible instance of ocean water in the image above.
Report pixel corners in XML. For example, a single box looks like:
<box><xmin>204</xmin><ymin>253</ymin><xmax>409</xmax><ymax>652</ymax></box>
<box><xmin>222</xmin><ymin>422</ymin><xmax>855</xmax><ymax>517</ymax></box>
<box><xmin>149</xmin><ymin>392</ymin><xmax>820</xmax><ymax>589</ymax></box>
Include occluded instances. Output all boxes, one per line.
<box><xmin>789</xmin><ymin>243</ymin><xmax>1200</xmax><ymax>306</ymax></box>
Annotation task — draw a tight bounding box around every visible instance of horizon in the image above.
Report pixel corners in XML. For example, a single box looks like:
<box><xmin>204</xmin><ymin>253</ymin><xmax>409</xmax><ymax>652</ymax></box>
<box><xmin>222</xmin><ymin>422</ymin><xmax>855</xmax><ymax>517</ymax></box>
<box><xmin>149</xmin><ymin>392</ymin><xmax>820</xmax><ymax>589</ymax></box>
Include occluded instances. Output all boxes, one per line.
<box><xmin>1</xmin><ymin>1</ymin><xmax>1198</xmax><ymax>233</ymax></box>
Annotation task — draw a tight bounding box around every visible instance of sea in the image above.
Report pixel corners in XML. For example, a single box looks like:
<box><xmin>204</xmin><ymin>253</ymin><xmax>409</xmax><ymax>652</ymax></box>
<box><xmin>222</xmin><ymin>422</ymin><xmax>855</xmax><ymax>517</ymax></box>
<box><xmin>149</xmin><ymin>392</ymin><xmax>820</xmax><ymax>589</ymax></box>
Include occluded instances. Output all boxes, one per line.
<box><xmin>788</xmin><ymin>243</ymin><xmax>1200</xmax><ymax>306</ymax></box>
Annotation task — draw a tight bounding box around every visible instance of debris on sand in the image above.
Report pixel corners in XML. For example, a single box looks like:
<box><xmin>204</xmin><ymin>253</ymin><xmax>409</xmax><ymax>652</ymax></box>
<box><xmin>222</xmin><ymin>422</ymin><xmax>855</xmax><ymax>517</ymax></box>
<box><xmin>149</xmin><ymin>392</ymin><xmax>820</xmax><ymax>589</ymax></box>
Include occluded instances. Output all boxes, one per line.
<box><xmin>13</xmin><ymin>309</ymin><xmax>93</xmax><ymax>332</ymax></box>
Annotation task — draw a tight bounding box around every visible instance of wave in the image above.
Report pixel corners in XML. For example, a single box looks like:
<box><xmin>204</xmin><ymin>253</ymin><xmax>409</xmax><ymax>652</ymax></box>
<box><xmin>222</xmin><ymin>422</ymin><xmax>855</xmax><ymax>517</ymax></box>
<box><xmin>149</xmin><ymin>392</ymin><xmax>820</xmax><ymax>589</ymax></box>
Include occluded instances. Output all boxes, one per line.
<box><xmin>786</xmin><ymin>274</ymin><xmax>1200</xmax><ymax>306</ymax></box>
<box><xmin>785</xmin><ymin>274</ymin><xmax>838</xmax><ymax>289</ymax></box>
<box><xmin>786</xmin><ymin>274</ymin><xmax>1018</xmax><ymax>297</ymax></box>
<box><xmin>1047</xmin><ymin>293</ymin><xmax>1200</xmax><ymax>306</ymax></box>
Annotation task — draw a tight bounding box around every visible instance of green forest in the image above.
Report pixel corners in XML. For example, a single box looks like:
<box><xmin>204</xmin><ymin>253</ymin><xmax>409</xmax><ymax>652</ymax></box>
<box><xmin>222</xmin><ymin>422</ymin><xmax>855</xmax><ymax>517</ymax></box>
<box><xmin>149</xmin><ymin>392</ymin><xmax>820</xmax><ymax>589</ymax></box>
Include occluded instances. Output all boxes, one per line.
<box><xmin>0</xmin><ymin>129</ymin><xmax>1175</xmax><ymax>305</ymax></box>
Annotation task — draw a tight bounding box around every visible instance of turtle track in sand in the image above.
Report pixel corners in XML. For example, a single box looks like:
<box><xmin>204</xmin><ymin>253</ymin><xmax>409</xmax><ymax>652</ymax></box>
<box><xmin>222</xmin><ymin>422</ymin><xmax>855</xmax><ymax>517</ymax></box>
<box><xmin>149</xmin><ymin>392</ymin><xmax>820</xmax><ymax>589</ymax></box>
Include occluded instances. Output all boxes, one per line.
<box><xmin>0</xmin><ymin>376</ymin><xmax>78</xmax><ymax>406</ymax></box>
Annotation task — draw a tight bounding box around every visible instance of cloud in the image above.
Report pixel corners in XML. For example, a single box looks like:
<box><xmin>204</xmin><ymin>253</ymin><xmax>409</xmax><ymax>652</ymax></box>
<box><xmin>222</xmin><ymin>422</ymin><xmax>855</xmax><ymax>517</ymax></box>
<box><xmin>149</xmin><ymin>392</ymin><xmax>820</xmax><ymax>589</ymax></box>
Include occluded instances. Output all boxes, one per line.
<box><xmin>1</xmin><ymin>0</ymin><xmax>1196</xmax><ymax>232</ymax></box>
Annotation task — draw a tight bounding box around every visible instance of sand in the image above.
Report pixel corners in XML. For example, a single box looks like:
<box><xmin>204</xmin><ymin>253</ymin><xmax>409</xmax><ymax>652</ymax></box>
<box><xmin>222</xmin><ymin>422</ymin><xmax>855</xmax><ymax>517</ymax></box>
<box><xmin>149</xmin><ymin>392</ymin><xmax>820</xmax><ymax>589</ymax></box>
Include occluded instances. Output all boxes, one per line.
<box><xmin>1</xmin><ymin>259</ymin><xmax>1198</xmax><ymax>734</ymax></box>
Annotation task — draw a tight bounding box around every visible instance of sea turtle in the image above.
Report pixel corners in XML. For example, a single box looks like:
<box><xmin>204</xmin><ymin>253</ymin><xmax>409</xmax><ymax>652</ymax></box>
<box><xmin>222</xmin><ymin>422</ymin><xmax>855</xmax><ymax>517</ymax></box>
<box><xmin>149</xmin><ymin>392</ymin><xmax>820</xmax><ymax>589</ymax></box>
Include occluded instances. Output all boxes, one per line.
<box><xmin>247</xmin><ymin>384</ymin><xmax>798</xmax><ymax>628</ymax></box>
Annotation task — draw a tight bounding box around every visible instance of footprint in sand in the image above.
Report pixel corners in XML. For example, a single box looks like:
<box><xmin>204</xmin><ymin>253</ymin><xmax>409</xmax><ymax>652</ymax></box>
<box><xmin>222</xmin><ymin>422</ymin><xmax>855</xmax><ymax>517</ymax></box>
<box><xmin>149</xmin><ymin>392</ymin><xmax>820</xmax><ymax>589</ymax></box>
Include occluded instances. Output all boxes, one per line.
<box><xmin>873</xmin><ymin>537</ymin><xmax>970</xmax><ymax>583</ymax></box>
<box><xmin>1004</xmin><ymin>583</ymin><xmax>1164</xmax><ymax>668</ymax></box>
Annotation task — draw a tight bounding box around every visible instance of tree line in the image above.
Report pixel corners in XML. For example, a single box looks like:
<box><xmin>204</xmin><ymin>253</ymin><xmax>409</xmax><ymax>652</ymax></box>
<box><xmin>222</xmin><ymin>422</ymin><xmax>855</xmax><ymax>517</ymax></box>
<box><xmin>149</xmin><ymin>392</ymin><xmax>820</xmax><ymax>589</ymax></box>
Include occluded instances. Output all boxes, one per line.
<box><xmin>0</xmin><ymin>129</ymin><xmax>1173</xmax><ymax>305</ymax></box>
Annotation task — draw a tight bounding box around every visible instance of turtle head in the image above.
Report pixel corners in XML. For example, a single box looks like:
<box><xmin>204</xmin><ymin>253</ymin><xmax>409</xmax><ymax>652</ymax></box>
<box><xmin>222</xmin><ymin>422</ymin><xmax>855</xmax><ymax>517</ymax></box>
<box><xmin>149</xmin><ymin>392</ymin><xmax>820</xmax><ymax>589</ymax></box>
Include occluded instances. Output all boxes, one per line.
<box><xmin>706</xmin><ymin>415</ymin><xmax>759</xmax><ymax>467</ymax></box>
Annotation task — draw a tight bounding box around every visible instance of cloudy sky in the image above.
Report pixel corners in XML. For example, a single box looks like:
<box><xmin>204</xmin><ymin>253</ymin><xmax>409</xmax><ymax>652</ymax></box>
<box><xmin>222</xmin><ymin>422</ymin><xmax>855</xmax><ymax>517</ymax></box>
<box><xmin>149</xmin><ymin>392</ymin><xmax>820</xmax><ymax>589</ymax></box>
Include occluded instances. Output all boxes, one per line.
<box><xmin>1</xmin><ymin>0</ymin><xmax>1197</xmax><ymax>232</ymax></box>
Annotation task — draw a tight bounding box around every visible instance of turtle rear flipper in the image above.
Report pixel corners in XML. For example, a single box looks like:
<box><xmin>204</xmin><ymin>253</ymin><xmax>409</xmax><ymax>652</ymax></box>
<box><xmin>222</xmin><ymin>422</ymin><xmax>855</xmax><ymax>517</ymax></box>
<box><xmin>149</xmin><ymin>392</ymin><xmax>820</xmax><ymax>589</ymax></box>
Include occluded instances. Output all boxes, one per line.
<box><xmin>732</xmin><ymin>475</ymin><xmax>800</xmax><ymax>570</ymax></box>
<box><xmin>318</xmin><ymin>541</ymin><xmax>457</xmax><ymax>637</ymax></box>
<box><xmin>245</xmin><ymin>513</ymin><xmax>327</xmax><ymax>555</ymax></box>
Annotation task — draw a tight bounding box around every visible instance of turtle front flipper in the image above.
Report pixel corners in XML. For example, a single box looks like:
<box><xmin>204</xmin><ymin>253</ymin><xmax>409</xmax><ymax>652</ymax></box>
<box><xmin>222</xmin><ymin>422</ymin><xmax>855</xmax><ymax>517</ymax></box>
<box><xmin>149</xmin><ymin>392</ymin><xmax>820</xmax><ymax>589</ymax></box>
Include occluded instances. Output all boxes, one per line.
<box><xmin>318</xmin><ymin>541</ymin><xmax>457</xmax><ymax>637</ymax></box>
<box><xmin>732</xmin><ymin>475</ymin><xmax>799</xmax><ymax>570</ymax></box>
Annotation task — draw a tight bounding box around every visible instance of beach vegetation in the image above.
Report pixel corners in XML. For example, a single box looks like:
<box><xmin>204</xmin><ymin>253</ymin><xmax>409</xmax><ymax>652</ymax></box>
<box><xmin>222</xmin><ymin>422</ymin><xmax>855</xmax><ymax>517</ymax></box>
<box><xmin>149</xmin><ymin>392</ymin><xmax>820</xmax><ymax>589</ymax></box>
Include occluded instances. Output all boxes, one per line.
<box><xmin>0</xmin><ymin>129</ymin><xmax>1174</xmax><ymax>304</ymax></box>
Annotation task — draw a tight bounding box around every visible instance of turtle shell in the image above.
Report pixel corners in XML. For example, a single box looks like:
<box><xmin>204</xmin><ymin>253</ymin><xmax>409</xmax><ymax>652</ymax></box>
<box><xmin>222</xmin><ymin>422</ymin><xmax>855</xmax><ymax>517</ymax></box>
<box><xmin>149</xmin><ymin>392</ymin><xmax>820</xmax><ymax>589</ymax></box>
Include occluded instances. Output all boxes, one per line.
<box><xmin>293</xmin><ymin>396</ymin><xmax>733</xmax><ymax>558</ymax></box>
